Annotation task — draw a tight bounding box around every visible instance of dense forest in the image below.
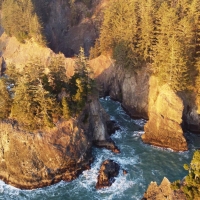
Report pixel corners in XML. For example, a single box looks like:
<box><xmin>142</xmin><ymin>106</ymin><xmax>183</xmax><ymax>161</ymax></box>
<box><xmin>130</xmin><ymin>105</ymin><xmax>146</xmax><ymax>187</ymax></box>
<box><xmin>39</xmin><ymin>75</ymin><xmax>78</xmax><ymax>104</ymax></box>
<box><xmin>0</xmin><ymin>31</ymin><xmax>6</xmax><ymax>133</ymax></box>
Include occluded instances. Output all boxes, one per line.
<box><xmin>1</xmin><ymin>0</ymin><xmax>93</xmax><ymax>44</ymax></box>
<box><xmin>91</xmin><ymin>0</ymin><xmax>200</xmax><ymax>96</ymax></box>
<box><xmin>0</xmin><ymin>48</ymin><xmax>94</xmax><ymax>130</ymax></box>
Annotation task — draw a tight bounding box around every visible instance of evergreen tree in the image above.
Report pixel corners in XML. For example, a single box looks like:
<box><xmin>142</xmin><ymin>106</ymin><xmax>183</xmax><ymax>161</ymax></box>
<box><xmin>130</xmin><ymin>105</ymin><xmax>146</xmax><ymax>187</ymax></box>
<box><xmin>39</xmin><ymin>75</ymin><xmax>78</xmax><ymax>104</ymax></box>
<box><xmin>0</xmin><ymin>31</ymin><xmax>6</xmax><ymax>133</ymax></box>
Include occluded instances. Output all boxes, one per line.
<box><xmin>183</xmin><ymin>150</ymin><xmax>200</xmax><ymax>199</ymax></box>
<box><xmin>9</xmin><ymin>60</ymin><xmax>60</xmax><ymax>130</ymax></box>
<box><xmin>62</xmin><ymin>97</ymin><xmax>70</xmax><ymax>120</ymax></box>
<box><xmin>99</xmin><ymin>0</ymin><xmax>137</xmax><ymax>54</ymax></box>
<box><xmin>0</xmin><ymin>78</ymin><xmax>12</xmax><ymax>119</ymax></box>
<box><xmin>2</xmin><ymin>0</ymin><xmax>46</xmax><ymax>45</ymax></box>
<box><xmin>67</xmin><ymin>47</ymin><xmax>94</xmax><ymax>115</ymax></box>
<box><xmin>10</xmin><ymin>76</ymin><xmax>37</xmax><ymax>129</ymax></box>
<box><xmin>152</xmin><ymin>3</ymin><xmax>190</xmax><ymax>91</ymax></box>
<box><xmin>44</xmin><ymin>54</ymin><xmax>68</xmax><ymax>95</ymax></box>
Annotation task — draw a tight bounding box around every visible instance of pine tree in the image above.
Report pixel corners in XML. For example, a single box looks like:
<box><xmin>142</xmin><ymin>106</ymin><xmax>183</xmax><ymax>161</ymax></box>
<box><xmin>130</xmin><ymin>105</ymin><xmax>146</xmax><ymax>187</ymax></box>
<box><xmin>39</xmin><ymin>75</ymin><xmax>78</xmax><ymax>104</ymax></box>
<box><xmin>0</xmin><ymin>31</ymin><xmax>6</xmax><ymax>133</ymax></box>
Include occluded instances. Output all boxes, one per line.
<box><xmin>2</xmin><ymin>0</ymin><xmax>46</xmax><ymax>44</ymax></box>
<box><xmin>0</xmin><ymin>78</ymin><xmax>12</xmax><ymax>119</ymax></box>
<box><xmin>152</xmin><ymin>3</ymin><xmax>191</xmax><ymax>91</ymax></box>
<box><xmin>67</xmin><ymin>47</ymin><xmax>94</xmax><ymax>115</ymax></box>
<box><xmin>32</xmin><ymin>81</ymin><xmax>58</xmax><ymax>129</ymax></box>
<box><xmin>44</xmin><ymin>54</ymin><xmax>68</xmax><ymax>95</ymax></box>
<box><xmin>62</xmin><ymin>97</ymin><xmax>70</xmax><ymax>120</ymax></box>
<box><xmin>183</xmin><ymin>150</ymin><xmax>200</xmax><ymax>199</ymax></box>
<box><xmin>99</xmin><ymin>0</ymin><xmax>137</xmax><ymax>54</ymax></box>
<box><xmin>137</xmin><ymin>0</ymin><xmax>157</xmax><ymax>62</ymax></box>
<box><xmin>10</xmin><ymin>76</ymin><xmax>36</xmax><ymax>129</ymax></box>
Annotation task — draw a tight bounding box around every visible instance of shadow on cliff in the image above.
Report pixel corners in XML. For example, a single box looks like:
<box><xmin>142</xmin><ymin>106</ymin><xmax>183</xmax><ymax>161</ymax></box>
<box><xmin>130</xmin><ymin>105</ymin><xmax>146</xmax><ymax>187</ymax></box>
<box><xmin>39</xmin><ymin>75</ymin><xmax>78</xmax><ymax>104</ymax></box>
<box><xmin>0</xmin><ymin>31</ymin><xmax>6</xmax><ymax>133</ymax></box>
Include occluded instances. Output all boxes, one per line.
<box><xmin>31</xmin><ymin>0</ymin><xmax>99</xmax><ymax>57</ymax></box>
<box><xmin>91</xmin><ymin>55</ymin><xmax>150</xmax><ymax>120</ymax></box>
<box><xmin>178</xmin><ymin>90</ymin><xmax>200</xmax><ymax>134</ymax></box>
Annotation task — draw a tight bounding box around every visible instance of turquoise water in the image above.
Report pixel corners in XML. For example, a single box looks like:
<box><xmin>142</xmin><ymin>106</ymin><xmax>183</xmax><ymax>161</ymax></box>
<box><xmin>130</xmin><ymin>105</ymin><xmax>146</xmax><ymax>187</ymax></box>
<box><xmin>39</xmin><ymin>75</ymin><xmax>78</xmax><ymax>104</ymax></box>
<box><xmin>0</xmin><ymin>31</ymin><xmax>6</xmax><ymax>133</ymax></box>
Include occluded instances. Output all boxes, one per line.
<box><xmin>0</xmin><ymin>97</ymin><xmax>198</xmax><ymax>200</ymax></box>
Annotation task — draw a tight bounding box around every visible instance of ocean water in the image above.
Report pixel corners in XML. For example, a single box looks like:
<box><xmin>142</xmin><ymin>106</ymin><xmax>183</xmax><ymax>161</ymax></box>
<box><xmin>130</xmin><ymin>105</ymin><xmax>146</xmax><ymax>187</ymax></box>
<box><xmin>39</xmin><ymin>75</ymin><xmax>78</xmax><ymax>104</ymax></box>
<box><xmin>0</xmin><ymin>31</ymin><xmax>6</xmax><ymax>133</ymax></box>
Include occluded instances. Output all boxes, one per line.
<box><xmin>0</xmin><ymin>97</ymin><xmax>198</xmax><ymax>200</ymax></box>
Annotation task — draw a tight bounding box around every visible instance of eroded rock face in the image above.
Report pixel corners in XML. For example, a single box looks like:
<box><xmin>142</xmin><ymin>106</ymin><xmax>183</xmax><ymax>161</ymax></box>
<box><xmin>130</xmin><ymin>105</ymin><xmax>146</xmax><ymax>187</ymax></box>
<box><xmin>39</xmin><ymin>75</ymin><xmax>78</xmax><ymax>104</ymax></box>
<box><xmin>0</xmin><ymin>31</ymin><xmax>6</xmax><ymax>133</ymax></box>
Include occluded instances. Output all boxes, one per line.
<box><xmin>142</xmin><ymin>177</ymin><xmax>186</xmax><ymax>200</ymax></box>
<box><xmin>96</xmin><ymin>159</ymin><xmax>120</xmax><ymax>189</ymax></box>
<box><xmin>88</xmin><ymin>98</ymin><xmax>120</xmax><ymax>153</ymax></box>
<box><xmin>0</xmin><ymin>119</ymin><xmax>92</xmax><ymax>189</ymax></box>
<box><xmin>0</xmin><ymin>96</ymin><xmax>117</xmax><ymax>189</ymax></box>
<box><xmin>181</xmin><ymin>93</ymin><xmax>200</xmax><ymax>134</ymax></box>
<box><xmin>142</xmin><ymin>76</ymin><xmax>188</xmax><ymax>151</ymax></box>
<box><xmin>44</xmin><ymin>0</ymin><xmax>105</xmax><ymax>56</ymax></box>
<box><xmin>91</xmin><ymin>56</ymin><xmax>150</xmax><ymax>119</ymax></box>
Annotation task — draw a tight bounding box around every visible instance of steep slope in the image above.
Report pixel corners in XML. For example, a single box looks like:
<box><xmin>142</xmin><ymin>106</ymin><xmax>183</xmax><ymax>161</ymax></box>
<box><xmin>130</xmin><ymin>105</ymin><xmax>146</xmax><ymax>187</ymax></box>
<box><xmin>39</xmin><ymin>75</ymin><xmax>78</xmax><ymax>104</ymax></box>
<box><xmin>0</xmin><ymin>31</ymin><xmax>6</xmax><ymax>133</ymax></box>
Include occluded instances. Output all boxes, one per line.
<box><xmin>89</xmin><ymin>55</ymin><xmax>199</xmax><ymax>151</ymax></box>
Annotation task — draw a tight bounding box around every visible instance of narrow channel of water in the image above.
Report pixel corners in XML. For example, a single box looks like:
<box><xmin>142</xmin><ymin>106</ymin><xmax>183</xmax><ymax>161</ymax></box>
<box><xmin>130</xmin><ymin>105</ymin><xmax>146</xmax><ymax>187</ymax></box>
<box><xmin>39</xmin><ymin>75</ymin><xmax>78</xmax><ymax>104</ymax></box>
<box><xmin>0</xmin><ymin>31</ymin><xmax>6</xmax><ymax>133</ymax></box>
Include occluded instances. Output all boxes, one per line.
<box><xmin>0</xmin><ymin>97</ymin><xmax>198</xmax><ymax>200</ymax></box>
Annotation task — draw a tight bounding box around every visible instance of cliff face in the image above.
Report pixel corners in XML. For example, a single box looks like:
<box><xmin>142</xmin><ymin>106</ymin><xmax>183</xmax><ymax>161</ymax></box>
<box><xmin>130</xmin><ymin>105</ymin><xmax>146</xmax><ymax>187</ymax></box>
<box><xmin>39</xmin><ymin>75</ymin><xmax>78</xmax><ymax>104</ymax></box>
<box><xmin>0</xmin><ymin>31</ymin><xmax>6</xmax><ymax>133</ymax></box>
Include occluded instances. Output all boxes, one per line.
<box><xmin>91</xmin><ymin>56</ymin><xmax>150</xmax><ymax>119</ymax></box>
<box><xmin>90</xmin><ymin>56</ymin><xmax>199</xmax><ymax>151</ymax></box>
<box><xmin>142</xmin><ymin>76</ymin><xmax>188</xmax><ymax>151</ymax></box>
<box><xmin>0</xmin><ymin>119</ymin><xmax>92</xmax><ymax>189</ymax></box>
<box><xmin>181</xmin><ymin>93</ymin><xmax>200</xmax><ymax>134</ymax></box>
<box><xmin>43</xmin><ymin>0</ymin><xmax>106</xmax><ymax>56</ymax></box>
<box><xmin>0</xmin><ymin>98</ymin><xmax>112</xmax><ymax>189</ymax></box>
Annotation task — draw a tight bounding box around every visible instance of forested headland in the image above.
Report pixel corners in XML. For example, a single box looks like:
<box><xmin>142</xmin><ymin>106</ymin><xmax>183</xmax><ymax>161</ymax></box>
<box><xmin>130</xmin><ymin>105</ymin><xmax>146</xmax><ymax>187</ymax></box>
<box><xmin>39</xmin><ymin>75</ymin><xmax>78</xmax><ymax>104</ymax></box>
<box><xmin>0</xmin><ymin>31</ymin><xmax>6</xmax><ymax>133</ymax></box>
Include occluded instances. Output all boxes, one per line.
<box><xmin>91</xmin><ymin>0</ymin><xmax>200</xmax><ymax>99</ymax></box>
<box><xmin>0</xmin><ymin>48</ymin><xmax>94</xmax><ymax>130</ymax></box>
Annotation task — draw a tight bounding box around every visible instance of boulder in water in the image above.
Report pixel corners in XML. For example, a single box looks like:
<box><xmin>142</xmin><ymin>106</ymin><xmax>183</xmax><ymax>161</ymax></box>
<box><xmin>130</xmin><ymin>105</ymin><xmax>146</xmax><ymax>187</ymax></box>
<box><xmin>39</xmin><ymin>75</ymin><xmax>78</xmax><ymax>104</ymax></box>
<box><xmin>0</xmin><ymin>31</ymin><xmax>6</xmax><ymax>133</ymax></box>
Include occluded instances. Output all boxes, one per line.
<box><xmin>96</xmin><ymin>159</ymin><xmax>120</xmax><ymax>189</ymax></box>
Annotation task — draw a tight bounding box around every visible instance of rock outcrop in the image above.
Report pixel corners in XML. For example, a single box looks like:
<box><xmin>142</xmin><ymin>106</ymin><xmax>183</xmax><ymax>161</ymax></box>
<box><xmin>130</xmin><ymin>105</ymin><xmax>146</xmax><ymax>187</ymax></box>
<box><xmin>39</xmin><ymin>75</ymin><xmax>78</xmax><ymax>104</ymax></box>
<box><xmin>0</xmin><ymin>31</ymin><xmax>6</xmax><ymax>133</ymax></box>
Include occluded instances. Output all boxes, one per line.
<box><xmin>0</xmin><ymin>33</ymin><xmax>75</xmax><ymax>76</ymax></box>
<box><xmin>90</xmin><ymin>56</ymin><xmax>190</xmax><ymax>151</ymax></box>
<box><xmin>88</xmin><ymin>98</ymin><xmax>120</xmax><ymax>153</ymax></box>
<box><xmin>96</xmin><ymin>159</ymin><xmax>120</xmax><ymax>189</ymax></box>
<box><xmin>142</xmin><ymin>76</ymin><xmax>188</xmax><ymax>151</ymax></box>
<box><xmin>0</xmin><ymin>119</ymin><xmax>92</xmax><ymax>189</ymax></box>
<box><xmin>142</xmin><ymin>177</ymin><xmax>186</xmax><ymax>200</ymax></box>
<box><xmin>90</xmin><ymin>56</ymin><xmax>150</xmax><ymax>119</ymax></box>
<box><xmin>0</xmin><ymin>97</ymin><xmax>115</xmax><ymax>189</ymax></box>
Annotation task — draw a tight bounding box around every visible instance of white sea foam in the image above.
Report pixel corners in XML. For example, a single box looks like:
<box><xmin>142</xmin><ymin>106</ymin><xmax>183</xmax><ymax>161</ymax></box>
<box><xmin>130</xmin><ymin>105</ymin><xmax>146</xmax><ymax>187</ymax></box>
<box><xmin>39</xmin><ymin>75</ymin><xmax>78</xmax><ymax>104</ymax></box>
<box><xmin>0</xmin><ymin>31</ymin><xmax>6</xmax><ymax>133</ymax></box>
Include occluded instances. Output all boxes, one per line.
<box><xmin>133</xmin><ymin>119</ymin><xmax>147</xmax><ymax>127</ymax></box>
<box><xmin>97</xmin><ymin>170</ymin><xmax>134</xmax><ymax>199</ymax></box>
<box><xmin>111</xmin><ymin>130</ymin><xmax>122</xmax><ymax>139</ymax></box>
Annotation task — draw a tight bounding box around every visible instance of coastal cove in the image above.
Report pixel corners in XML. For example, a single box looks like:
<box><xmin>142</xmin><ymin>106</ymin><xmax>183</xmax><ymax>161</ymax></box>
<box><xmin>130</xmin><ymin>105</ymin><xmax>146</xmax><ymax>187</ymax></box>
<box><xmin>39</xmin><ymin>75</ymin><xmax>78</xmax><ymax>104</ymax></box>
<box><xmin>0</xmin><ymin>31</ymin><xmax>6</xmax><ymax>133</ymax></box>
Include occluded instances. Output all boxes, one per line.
<box><xmin>0</xmin><ymin>97</ymin><xmax>198</xmax><ymax>200</ymax></box>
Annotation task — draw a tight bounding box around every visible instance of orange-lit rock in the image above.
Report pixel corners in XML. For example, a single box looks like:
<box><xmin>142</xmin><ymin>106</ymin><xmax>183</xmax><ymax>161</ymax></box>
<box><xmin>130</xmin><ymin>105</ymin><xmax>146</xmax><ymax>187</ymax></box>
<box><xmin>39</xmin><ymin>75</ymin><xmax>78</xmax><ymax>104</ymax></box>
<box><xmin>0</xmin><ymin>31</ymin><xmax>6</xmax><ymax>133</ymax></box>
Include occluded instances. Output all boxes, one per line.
<box><xmin>142</xmin><ymin>177</ymin><xmax>186</xmax><ymax>200</ymax></box>
<box><xmin>0</xmin><ymin>119</ymin><xmax>92</xmax><ymax>189</ymax></box>
<box><xmin>142</xmin><ymin>76</ymin><xmax>188</xmax><ymax>151</ymax></box>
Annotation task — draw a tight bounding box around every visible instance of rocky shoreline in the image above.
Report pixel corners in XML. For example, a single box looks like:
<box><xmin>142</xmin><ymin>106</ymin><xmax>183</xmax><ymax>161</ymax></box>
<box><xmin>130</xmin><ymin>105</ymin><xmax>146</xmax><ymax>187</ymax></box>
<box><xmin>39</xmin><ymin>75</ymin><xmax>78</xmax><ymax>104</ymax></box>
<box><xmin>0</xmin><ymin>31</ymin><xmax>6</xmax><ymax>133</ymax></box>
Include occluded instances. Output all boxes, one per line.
<box><xmin>0</xmin><ymin>98</ymin><xmax>120</xmax><ymax>189</ymax></box>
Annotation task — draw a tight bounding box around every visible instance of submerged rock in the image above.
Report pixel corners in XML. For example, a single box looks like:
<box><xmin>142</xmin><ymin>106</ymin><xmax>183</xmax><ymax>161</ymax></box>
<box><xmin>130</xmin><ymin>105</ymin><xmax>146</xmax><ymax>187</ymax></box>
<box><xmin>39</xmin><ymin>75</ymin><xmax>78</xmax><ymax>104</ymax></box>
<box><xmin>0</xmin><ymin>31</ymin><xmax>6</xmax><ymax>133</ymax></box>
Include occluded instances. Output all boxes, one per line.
<box><xmin>96</xmin><ymin>159</ymin><xmax>120</xmax><ymax>189</ymax></box>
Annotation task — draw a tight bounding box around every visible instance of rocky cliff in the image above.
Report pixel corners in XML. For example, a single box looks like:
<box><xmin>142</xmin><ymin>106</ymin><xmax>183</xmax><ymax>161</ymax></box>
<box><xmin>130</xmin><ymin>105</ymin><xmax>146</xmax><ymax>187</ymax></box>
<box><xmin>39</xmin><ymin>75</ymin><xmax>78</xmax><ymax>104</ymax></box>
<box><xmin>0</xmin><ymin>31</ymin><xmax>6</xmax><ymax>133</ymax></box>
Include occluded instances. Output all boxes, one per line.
<box><xmin>90</xmin><ymin>56</ymin><xmax>150</xmax><ymax>119</ymax></box>
<box><xmin>181</xmin><ymin>93</ymin><xmax>200</xmax><ymax>134</ymax></box>
<box><xmin>0</xmin><ymin>118</ymin><xmax>92</xmax><ymax>189</ymax></box>
<box><xmin>142</xmin><ymin>76</ymin><xmax>188</xmax><ymax>151</ymax></box>
<box><xmin>42</xmin><ymin>0</ymin><xmax>107</xmax><ymax>56</ymax></box>
<box><xmin>90</xmin><ymin>56</ymin><xmax>199</xmax><ymax>151</ymax></box>
<box><xmin>0</xmin><ymin>29</ymin><xmax>117</xmax><ymax>189</ymax></box>
<box><xmin>0</xmin><ymin>97</ymin><xmax>115</xmax><ymax>189</ymax></box>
